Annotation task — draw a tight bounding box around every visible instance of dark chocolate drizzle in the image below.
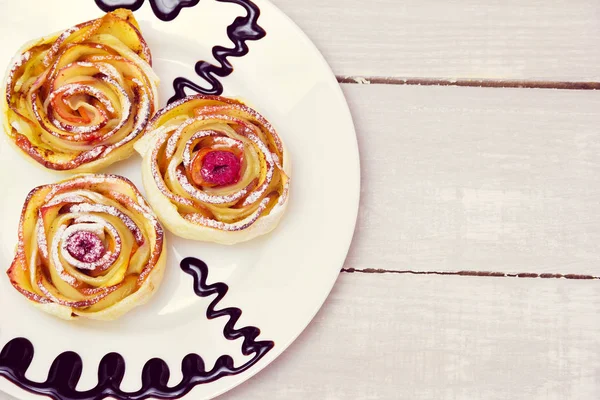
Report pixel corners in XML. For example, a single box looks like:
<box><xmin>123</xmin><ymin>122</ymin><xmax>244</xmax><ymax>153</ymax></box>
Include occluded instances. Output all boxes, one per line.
<box><xmin>93</xmin><ymin>0</ymin><xmax>267</xmax><ymax>103</ymax></box>
<box><xmin>0</xmin><ymin>257</ymin><xmax>274</xmax><ymax>400</ymax></box>
<box><xmin>168</xmin><ymin>0</ymin><xmax>266</xmax><ymax>103</ymax></box>
<box><xmin>94</xmin><ymin>0</ymin><xmax>200</xmax><ymax>21</ymax></box>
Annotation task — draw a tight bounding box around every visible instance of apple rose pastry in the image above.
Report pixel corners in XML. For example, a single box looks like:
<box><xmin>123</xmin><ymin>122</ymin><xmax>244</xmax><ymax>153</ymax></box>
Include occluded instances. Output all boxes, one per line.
<box><xmin>1</xmin><ymin>9</ymin><xmax>159</xmax><ymax>172</ymax></box>
<box><xmin>135</xmin><ymin>95</ymin><xmax>290</xmax><ymax>245</ymax></box>
<box><xmin>7</xmin><ymin>174</ymin><xmax>166</xmax><ymax>320</ymax></box>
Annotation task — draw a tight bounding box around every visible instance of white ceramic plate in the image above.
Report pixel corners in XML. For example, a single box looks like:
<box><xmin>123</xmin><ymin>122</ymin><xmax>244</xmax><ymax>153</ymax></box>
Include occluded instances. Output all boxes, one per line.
<box><xmin>0</xmin><ymin>0</ymin><xmax>359</xmax><ymax>399</ymax></box>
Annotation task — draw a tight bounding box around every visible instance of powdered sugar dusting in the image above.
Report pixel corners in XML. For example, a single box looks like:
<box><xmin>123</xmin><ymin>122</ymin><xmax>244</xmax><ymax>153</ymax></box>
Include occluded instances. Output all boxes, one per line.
<box><xmin>182</xmin><ymin>130</ymin><xmax>221</xmax><ymax>170</ymax></box>
<box><xmin>50</xmin><ymin>225</ymin><xmax>78</xmax><ymax>285</ymax></box>
<box><xmin>64</xmin><ymin>231</ymin><xmax>104</xmax><ymax>264</ymax></box>
<box><xmin>5</xmin><ymin>51</ymin><xmax>31</xmax><ymax>103</ymax></box>
<box><xmin>176</xmin><ymin>168</ymin><xmax>249</xmax><ymax>205</ymax></box>
<box><xmin>60</xmin><ymin>217</ymin><xmax>121</xmax><ymax>272</ymax></box>
<box><xmin>165</xmin><ymin>118</ymin><xmax>197</xmax><ymax>159</ymax></box>
<box><xmin>44</xmin><ymin>26</ymin><xmax>79</xmax><ymax>66</ymax></box>
<box><xmin>146</xmin><ymin>97</ymin><xmax>289</xmax><ymax>233</ymax></box>
<box><xmin>49</xmin><ymin>82</ymin><xmax>116</xmax><ymax>114</ymax></box>
<box><xmin>68</xmin><ymin>203</ymin><xmax>144</xmax><ymax>245</ymax></box>
<box><xmin>151</xmin><ymin>133</ymin><xmax>196</xmax><ymax>208</ymax></box>
<box><xmin>36</xmin><ymin>216</ymin><xmax>49</xmax><ymax>260</ymax></box>
<box><xmin>6</xmin><ymin>18</ymin><xmax>157</xmax><ymax>171</ymax></box>
<box><xmin>241</xmin><ymin>133</ymin><xmax>275</xmax><ymax>206</ymax></box>
<box><xmin>185</xmin><ymin>197</ymin><xmax>270</xmax><ymax>231</ymax></box>
<box><xmin>12</xmin><ymin>174</ymin><xmax>164</xmax><ymax>310</ymax></box>
<box><xmin>103</xmin><ymin>86</ymin><xmax>149</xmax><ymax>156</ymax></box>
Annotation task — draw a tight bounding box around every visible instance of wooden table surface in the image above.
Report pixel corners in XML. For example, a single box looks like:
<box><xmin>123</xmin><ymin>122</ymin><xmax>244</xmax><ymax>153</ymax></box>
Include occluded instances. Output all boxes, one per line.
<box><xmin>3</xmin><ymin>0</ymin><xmax>600</xmax><ymax>399</ymax></box>
<box><xmin>220</xmin><ymin>0</ymin><xmax>600</xmax><ymax>398</ymax></box>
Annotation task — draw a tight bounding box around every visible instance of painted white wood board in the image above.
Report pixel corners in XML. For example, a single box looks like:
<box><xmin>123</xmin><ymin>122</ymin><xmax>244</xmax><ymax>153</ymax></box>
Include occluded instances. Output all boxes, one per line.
<box><xmin>220</xmin><ymin>273</ymin><xmax>600</xmax><ymax>400</ymax></box>
<box><xmin>342</xmin><ymin>84</ymin><xmax>600</xmax><ymax>275</ymax></box>
<box><xmin>270</xmin><ymin>0</ymin><xmax>600</xmax><ymax>81</ymax></box>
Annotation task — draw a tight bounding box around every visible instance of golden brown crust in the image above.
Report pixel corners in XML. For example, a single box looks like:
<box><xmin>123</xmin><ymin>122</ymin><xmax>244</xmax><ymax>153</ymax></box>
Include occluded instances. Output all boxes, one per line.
<box><xmin>6</xmin><ymin>174</ymin><xmax>166</xmax><ymax>320</ymax></box>
<box><xmin>135</xmin><ymin>95</ymin><xmax>290</xmax><ymax>244</ymax></box>
<box><xmin>2</xmin><ymin>9</ymin><xmax>159</xmax><ymax>172</ymax></box>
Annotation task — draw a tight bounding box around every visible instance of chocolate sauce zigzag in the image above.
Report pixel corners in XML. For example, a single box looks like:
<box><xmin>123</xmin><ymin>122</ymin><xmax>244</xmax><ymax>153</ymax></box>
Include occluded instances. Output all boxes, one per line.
<box><xmin>169</xmin><ymin>0</ymin><xmax>266</xmax><ymax>103</ymax></box>
<box><xmin>95</xmin><ymin>0</ymin><xmax>201</xmax><ymax>21</ymax></box>
<box><xmin>0</xmin><ymin>257</ymin><xmax>274</xmax><ymax>400</ymax></box>
<box><xmin>94</xmin><ymin>0</ymin><xmax>267</xmax><ymax>103</ymax></box>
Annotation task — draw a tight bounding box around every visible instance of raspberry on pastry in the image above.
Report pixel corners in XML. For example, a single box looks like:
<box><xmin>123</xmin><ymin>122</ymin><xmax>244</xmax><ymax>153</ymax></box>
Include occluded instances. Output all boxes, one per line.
<box><xmin>135</xmin><ymin>95</ymin><xmax>290</xmax><ymax>245</ymax></box>
<box><xmin>7</xmin><ymin>174</ymin><xmax>166</xmax><ymax>320</ymax></box>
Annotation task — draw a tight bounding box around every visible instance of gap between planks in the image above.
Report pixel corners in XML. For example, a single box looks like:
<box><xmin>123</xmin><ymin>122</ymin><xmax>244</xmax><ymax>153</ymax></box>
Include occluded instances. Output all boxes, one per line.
<box><xmin>338</xmin><ymin>84</ymin><xmax>600</xmax><ymax>279</ymax></box>
<box><xmin>341</xmin><ymin>268</ymin><xmax>600</xmax><ymax>280</ymax></box>
<box><xmin>337</xmin><ymin>76</ymin><xmax>600</xmax><ymax>90</ymax></box>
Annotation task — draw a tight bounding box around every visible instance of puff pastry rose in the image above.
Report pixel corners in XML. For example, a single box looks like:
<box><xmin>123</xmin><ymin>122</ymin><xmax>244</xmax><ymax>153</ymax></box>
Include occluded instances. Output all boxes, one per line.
<box><xmin>7</xmin><ymin>174</ymin><xmax>166</xmax><ymax>320</ymax></box>
<box><xmin>1</xmin><ymin>9</ymin><xmax>159</xmax><ymax>172</ymax></box>
<box><xmin>135</xmin><ymin>95</ymin><xmax>290</xmax><ymax>245</ymax></box>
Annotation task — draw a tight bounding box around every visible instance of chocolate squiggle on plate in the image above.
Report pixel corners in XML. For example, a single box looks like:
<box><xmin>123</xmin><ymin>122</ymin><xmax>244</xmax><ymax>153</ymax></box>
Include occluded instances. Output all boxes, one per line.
<box><xmin>94</xmin><ymin>0</ymin><xmax>267</xmax><ymax>103</ymax></box>
<box><xmin>169</xmin><ymin>0</ymin><xmax>266</xmax><ymax>102</ymax></box>
<box><xmin>0</xmin><ymin>257</ymin><xmax>274</xmax><ymax>400</ymax></box>
<box><xmin>95</xmin><ymin>0</ymin><xmax>201</xmax><ymax>21</ymax></box>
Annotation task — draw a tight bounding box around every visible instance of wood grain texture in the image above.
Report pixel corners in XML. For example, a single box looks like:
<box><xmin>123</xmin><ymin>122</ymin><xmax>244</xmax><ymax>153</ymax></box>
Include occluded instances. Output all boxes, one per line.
<box><xmin>270</xmin><ymin>0</ymin><xmax>600</xmax><ymax>81</ymax></box>
<box><xmin>343</xmin><ymin>84</ymin><xmax>600</xmax><ymax>275</ymax></box>
<box><xmin>221</xmin><ymin>273</ymin><xmax>600</xmax><ymax>400</ymax></box>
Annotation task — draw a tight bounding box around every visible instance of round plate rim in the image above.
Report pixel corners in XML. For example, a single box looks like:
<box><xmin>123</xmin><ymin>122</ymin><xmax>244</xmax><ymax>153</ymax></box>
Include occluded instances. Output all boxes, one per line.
<box><xmin>0</xmin><ymin>0</ymin><xmax>361</xmax><ymax>398</ymax></box>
